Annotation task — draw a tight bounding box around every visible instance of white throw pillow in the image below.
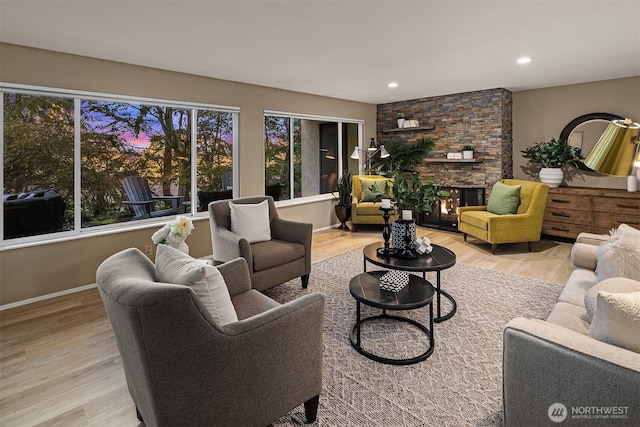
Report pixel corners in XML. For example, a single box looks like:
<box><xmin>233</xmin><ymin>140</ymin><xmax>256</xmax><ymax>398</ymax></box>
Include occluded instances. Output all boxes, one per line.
<box><xmin>584</xmin><ymin>277</ymin><xmax>640</xmax><ymax>320</ymax></box>
<box><xmin>589</xmin><ymin>291</ymin><xmax>640</xmax><ymax>353</ymax></box>
<box><xmin>155</xmin><ymin>244</ymin><xmax>238</xmax><ymax>325</ymax></box>
<box><xmin>229</xmin><ymin>199</ymin><xmax>271</xmax><ymax>244</ymax></box>
<box><xmin>595</xmin><ymin>224</ymin><xmax>640</xmax><ymax>283</ymax></box>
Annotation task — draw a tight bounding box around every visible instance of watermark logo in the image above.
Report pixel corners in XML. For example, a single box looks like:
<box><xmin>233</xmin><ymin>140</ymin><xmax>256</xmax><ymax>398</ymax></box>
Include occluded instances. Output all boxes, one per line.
<box><xmin>548</xmin><ymin>403</ymin><xmax>568</xmax><ymax>423</ymax></box>
<box><xmin>547</xmin><ymin>403</ymin><xmax>630</xmax><ymax>422</ymax></box>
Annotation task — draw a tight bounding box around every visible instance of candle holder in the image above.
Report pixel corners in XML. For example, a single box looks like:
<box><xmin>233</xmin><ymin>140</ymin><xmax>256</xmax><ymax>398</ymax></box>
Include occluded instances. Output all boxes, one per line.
<box><xmin>377</xmin><ymin>207</ymin><xmax>397</xmax><ymax>257</ymax></box>
<box><xmin>396</xmin><ymin>219</ymin><xmax>418</xmax><ymax>259</ymax></box>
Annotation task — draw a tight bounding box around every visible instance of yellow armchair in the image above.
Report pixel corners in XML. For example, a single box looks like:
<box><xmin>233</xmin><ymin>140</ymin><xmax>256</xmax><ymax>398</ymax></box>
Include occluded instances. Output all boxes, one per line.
<box><xmin>351</xmin><ymin>175</ymin><xmax>398</xmax><ymax>231</ymax></box>
<box><xmin>458</xmin><ymin>179</ymin><xmax>549</xmax><ymax>254</ymax></box>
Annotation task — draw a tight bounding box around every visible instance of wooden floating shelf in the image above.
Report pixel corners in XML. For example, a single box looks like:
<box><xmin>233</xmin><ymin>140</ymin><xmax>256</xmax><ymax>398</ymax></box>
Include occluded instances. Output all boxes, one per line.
<box><xmin>382</xmin><ymin>125</ymin><xmax>435</xmax><ymax>133</ymax></box>
<box><xmin>423</xmin><ymin>159</ymin><xmax>483</xmax><ymax>163</ymax></box>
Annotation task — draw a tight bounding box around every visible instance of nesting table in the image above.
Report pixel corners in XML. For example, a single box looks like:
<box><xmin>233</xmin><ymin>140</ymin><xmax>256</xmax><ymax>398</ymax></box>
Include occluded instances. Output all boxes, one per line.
<box><xmin>349</xmin><ymin>271</ymin><xmax>435</xmax><ymax>365</ymax></box>
<box><xmin>362</xmin><ymin>242</ymin><xmax>457</xmax><ymax>323</ymax></box>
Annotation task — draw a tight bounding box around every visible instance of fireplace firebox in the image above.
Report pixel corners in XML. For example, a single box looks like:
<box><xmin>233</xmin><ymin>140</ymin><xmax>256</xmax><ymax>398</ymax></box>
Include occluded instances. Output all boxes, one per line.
<box><xmin>418</xmin><ymin>186</ymin><xmax>486</xmax><ymax>232</ymax></box>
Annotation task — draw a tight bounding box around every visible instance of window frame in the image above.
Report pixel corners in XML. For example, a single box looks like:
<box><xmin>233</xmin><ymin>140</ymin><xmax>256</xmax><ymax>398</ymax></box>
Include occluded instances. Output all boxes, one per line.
<box><xmin>263</xmin><ymin>110</ymin><xmax>363</xmax><ymax>206</ymax></box>
<box><xmin>1</xmin><ymin>83</ymin><xmax>239</xmax><ymax>249</ymax></box>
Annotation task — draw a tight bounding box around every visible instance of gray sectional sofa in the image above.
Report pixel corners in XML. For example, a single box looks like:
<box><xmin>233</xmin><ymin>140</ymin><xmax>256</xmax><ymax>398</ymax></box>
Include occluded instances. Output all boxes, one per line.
<box><xmin>503</xmin><ymin>232</ymin><xmax>640</xmax><ymax>426</ymax></box>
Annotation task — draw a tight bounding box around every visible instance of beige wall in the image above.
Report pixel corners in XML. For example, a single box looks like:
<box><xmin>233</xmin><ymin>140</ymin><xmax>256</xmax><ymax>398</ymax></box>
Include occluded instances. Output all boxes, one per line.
<box><xmin>2</xmin><ymin>43</ymin><xmax>639</xmax><ymax>306</ymax></box>
<box><xmin>513</xmin><ymin>76</ymin><xmax>640</xmax><ymax>189</ymax></box>
<box><xmin>0</xmin><ymin>43</ymin><xmax>376</xmax><ymax>306</ymax></box>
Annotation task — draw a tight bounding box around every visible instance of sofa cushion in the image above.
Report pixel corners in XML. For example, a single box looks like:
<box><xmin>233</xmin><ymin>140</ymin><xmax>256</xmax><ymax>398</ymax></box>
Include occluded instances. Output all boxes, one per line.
<box><xmin>251</xmin><ymin>238</ymin><xmax>305</xmax><ymax>272</ymax></box>
<box><xmin>589</xmin><ymin>291</ymin><xmax>640</xmax><ymax>353</ymax></box>
<box><xmin>556</xmin><ymin>268</ymin><xmax>596</xmax><ymax>307</ymax></box>
<box><xmin>487</xmin><ymin>181</ymin><xmax>521</xmax><ymax>215</ymax></box>
<box><xmin>584</xmin><ymin>277</ymin><xmax>640</xmax><ymax>320</ymax></box>
<box><xmin>459</xmin><ymin>210</ymin><xmax>496</xmax><ymax>230</ymax></box>
<box><xmin>155</xmin><ymin>244</ymin><xmax>238</xmax><ymax>325</ymax></box>
<box><xmin>546</xmin><ymin>301</ymin><xmax>591</xmax><ymax>335</ymax></box>
<box><xmin>230</xmin><ymin>199</ymin><xmax>271</xmax><ymax>244</ymax></box>
<box><xmin>355</xmin><ymin>201</ymin><xmax>386</xmax><ymax>216</ymax></box>
<box><xmin>359</xmin><ymin>177</ymin><xmax>390</xmax><ymax>202</ymax></box>
<box><xmin>595</xmin><ymin>223</ymin><xmax>640</xmax><ymax>283</ymax></box>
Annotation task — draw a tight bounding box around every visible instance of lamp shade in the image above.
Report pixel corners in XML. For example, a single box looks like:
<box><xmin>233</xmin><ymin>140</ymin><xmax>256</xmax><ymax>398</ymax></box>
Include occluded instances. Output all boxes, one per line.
<box><xmin>583</xmin><ymin>119</ymin><xmax>640</xmax><ymax>176</ymax></box>
<box><xmin>350</xmin><ymin>148</ymin><xmax>360</xmax><ymax>159</ymax></box>
<box><xmin>380</xmin><ymin>145</ymin><xmax>390</xmax><ymax>158</ymax></box>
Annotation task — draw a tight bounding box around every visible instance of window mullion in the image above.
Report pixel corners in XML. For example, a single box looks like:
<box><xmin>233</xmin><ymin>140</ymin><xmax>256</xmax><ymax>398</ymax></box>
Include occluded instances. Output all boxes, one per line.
<box><xmin>74</xmin><ymin>98</ymin><xmax>82</xmax><ymax>233</ymax></box>
<box><xmin>289</xmin><ymin>119</ymin><xmax>295</xmax><ymax>199</ymax></box>
<box><xmin>190</xmin><ymin>109</ymin><xmax>197</xmax><ymax>215</ymax></box>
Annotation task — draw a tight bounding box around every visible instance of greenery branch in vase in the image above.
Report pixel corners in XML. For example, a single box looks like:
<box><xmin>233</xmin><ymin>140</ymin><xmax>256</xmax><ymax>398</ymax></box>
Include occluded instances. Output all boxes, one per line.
<box><xmin>152</xmin><ymin>215</ymin><xmax>194</xmax><ymax>253</ymax></box>
<box><xmin>332</xmin><ymin>171</ymin><xmax>352</xmax><ymax>230</ymax></box>
<box><xmin>521</xmin><ymin>138</ymin><xmax>584</xmax><ymax>187</ymax></box>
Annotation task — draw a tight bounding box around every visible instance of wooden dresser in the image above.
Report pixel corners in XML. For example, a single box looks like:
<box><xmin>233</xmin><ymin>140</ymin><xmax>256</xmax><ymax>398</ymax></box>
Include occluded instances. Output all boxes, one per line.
<box><xmin>542</xmin><ymin>187</ymin><xmax>640</xmax><ymax>239</ymax></box>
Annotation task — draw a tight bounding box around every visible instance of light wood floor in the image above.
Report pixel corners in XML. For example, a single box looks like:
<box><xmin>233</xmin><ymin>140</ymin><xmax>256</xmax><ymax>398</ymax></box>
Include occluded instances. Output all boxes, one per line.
<box><xmin>0</xmin><ymin>227</ymin><xmax>573</xmax><ymax>426</ymax></box>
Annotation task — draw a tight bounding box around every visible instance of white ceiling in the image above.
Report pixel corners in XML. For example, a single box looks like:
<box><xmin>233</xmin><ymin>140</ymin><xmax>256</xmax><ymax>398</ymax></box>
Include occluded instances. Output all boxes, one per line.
<box><xmin>1</xmin><ymin>0</ymin><xmax>639</xmax><ymax>104</ymax></box>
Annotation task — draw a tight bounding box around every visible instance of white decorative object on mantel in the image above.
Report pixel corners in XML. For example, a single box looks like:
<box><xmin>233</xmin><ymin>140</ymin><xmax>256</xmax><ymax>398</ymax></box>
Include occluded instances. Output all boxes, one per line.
<box><xmin>403</xmin><ymin>119</ymin><xmax>420</xmax><ymax>128</ymax></box>
<box><xmin>463</xmin><ymin>150</ymin><xmax>474</xmax><ymax>160</ymax></box>
<box><xmin>628</xmin><ymin>174</ymin><xmax>639</xmax><ymax>192</ymax></box>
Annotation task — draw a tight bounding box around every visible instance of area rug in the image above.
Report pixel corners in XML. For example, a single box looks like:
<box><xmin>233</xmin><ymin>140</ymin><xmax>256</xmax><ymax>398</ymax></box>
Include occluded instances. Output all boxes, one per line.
<box><xmin>265</xmin><ymin>247</ymin><xmax>563</xmax><ymax>427</ymax></box>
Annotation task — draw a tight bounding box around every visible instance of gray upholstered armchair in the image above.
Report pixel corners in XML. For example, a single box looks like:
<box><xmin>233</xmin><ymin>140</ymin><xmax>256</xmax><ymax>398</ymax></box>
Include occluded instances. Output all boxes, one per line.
<box><xmin>97</xmin><ymin>248</ymin><xmax>324</xmax><ymax>427</ymax></box>
<box><xmin>209</xmin><ymin>196</ymin><xmax>312</xmax><ymax>290</ymax></box>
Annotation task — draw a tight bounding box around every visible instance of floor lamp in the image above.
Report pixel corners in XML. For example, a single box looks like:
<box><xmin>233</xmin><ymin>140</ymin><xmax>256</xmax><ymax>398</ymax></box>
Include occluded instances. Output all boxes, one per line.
<box><xmin>351</xmin><ymin>138</ymin><xmax>390</xmax><ymax>174</ymax></box>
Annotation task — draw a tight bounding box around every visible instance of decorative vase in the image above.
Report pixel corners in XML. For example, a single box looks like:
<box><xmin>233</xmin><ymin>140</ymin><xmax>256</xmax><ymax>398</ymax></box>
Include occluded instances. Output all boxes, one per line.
<box><xmin>391</xmin><ymin>218</ymin><xmax>417</xmax><ymax>258</ymax></box>
<box><xmin>334</xmin><ymin>206</ymin><xmax>351</xmax><ymax>230</ymax></box>
<box><xmin>463</xmin><ymin>150</ymin><xmax>474</xmax><ymax>159</ymax></box>
<box><xmin>176</xmin><ymin>242</ymin><xmax>189</xmax><ymax>254</ymax></box>
<box><xmin>397</xmin><ymin>118</ymin><xmax>405</xmax><ymax>128</ymax></box>
<box><xmin>539</xmin><ymin>168</ymin><xmax>564</xmax><ymax>188</ymax></box>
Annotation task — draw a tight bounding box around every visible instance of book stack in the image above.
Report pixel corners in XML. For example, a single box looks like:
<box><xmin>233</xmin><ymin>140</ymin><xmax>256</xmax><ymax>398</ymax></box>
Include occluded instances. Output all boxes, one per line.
<box><xmin>379</xmin><ymin>270</ymin><xmax>410</xmax><ymax>293</ymax></box>
<box><xmin>446</xmin><ymin>152</ymin><xmax>463</xmax><ymax>159</ymax></box>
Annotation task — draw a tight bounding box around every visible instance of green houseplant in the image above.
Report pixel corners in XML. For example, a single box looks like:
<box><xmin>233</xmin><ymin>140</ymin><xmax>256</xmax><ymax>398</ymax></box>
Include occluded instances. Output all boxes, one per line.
<box><xmin>332</xmin><ymin>171</ymin><xmax>352</xmax><ymax>229</ymax></box>
<box><xmin>396</xmin><ymin>112</ymin><xmax>406</xmax><ymax>128</ymax></box>
<box><xmin>521</xmin><ymin>138</ymin><xmax>584</xmax><ymax>187</ymax></box>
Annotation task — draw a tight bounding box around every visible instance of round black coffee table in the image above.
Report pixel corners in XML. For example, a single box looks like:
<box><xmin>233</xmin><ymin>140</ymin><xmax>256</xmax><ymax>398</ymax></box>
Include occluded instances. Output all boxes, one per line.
<box><xmin>363</xmin><ymin>242</ymin><xmax>457</xmax><ymax>323</ymax></box>
<box><xmin>349</xmin><ymin>271</ymin><xmax>435</xmax><ymax>365</ymax></box>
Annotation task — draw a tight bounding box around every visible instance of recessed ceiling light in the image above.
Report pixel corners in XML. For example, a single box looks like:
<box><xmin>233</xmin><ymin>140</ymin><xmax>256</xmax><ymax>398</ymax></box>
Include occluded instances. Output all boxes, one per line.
<box><xmin>388</xmin><ymin>82</ymin><xmax>398</xmax><ymax>88</ymax></box>
<box><xmin>516</xmin><ymin>57</ymin><xmax>532</xmax><ymax>65</ymax></box>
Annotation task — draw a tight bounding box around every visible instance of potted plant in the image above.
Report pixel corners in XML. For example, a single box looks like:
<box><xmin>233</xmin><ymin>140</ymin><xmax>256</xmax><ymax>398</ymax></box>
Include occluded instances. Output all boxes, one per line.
<box><xmin>373</xmin><ymin>171</ymin><xmax>448</xmax><ymax>257</ymax></box>
<box><xmin>332</xmin><ymin>171</ymin><xmax>352</xmax><ymax>230</ymax></box>
<box><xmin>397</xmin><ymin>112</ymin><xmax>406</xmax><ymax>129</ymax></box>
<box><xmin>462</xmin><ymin>144</ymin><xmax>475</xmax><ymax>159</ymax></box>
<box><xmin>521</xmin><ymin>138</ymin><xmax>584</xmax><ymax>187</ymax></box>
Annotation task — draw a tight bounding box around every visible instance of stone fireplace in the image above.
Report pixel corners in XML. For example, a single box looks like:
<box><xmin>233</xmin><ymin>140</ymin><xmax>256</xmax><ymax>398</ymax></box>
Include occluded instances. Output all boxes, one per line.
<box><xmin>377</xmin><ymin>88</ymin><xmax>512</xmax><ymax>231</ymax></box>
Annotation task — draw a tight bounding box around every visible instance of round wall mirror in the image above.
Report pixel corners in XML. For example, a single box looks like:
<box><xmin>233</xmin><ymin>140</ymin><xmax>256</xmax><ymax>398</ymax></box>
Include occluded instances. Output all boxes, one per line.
<box><xmin>559</xmin><ymin>113</ymin><xmax>623</xmax><ymax>169</ymax></box>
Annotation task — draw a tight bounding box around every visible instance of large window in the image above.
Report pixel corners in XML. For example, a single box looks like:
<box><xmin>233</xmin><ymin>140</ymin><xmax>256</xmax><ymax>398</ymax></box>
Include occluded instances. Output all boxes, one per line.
<box><xmin>264</xmin><ymin>112</ymin><xmax>361</xmax><ymax>201</ymax></box>
<box><xmin>1</xmin><ymin>84</ymin><xmax>238</xmax><ymax>244</ymax></box>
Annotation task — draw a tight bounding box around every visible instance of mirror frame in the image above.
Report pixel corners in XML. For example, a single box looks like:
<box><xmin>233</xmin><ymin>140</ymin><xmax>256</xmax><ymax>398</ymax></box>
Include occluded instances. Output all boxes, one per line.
<box><xmin>559</xmin><ymin>112</ymin><xmax>623</xmax><ymax>170</ymax></box>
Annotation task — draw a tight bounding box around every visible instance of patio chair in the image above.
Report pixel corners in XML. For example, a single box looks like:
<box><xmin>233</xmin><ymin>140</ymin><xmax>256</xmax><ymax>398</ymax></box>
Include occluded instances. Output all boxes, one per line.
<box><xmin>121</xmin><ymin>176</ymin><xmax>183</xmax><ymax>220</ymax></box>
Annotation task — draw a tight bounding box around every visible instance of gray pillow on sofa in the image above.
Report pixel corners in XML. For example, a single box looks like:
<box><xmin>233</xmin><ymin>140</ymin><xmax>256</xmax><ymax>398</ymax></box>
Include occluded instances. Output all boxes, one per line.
<box><xmin>584</xmin><ymin>277</ymin><xmax>640</xmax><ymax>320</ymax></box>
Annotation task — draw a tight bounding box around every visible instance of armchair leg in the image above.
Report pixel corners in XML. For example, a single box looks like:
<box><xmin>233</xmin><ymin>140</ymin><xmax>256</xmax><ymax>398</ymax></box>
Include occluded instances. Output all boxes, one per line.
<box><xmin>463</xmin><ymin>233</ymin><xmax>467</xmax><ymax>242</ymax></box>
<box><xmin>528</xmin><ymin>241</ymin><xmax>532</xmax><ymax>252</ymax></box>
<box><xmin>136</xmin><ymin>407</ymin><xmax>143</xmax><ymax>422</ymax></box>
<box><xmin>304</xmin><ymin>394</ymin><xmax>319</xmax><ymax>423</ymax></box>
<box><xmin>491</xmin><ymin>244</ymin><xmax>497</xmax><ymax>255</ymax></box>
<box><xmin>301</xmin><ymin>274</ymin><xmax>310</xmax><ymax>288</ymax></box>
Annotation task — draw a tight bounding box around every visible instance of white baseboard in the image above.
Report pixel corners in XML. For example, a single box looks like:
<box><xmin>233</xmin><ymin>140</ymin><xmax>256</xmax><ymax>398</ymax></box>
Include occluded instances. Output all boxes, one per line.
<box><xmin>1</xmin><ymin>226</ymin><xmax>343</xmax><ymax>311</ymax></box>
<box><xmin>0</xmin><ymin>283</ymin><xmax>98</xmax><ymax>311</ymax></box>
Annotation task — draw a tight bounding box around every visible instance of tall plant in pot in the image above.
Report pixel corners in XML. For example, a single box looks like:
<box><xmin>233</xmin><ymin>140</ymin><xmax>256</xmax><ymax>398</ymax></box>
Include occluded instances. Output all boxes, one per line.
<box><xmin>521</xmin><ymin>138</ymin><xmax>584</xmax><ymax>187</ymax></box>
<box><xmin>332</xmin><ymin>171</ymin><xmax>352</xmax><ymax>230</ymax></box>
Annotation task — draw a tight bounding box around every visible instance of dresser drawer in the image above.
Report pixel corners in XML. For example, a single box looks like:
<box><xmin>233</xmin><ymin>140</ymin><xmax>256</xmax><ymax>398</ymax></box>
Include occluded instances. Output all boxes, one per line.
<box><xmin>542</xmin><ymin>221</ymin><xmax>590</xmax><ymax>239</ymax></box>
<box><xmin>545</xmin><ymin>193</ymin><xmax>591</xmax><ymax>210</ymax></box>
<box><xmin>593</xmin><ymin>211</ymin><xmax>640</xmax><ymax>230</ymax></box>
<box><xmin>592</xmin><ymin>196</ymin><xmax>640</xmax><ymax>216</ymax></box>
<box><xmin>544</xmin><ymin>208</ymin><xmax>591</xmax><ymax>225</ymax></box>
